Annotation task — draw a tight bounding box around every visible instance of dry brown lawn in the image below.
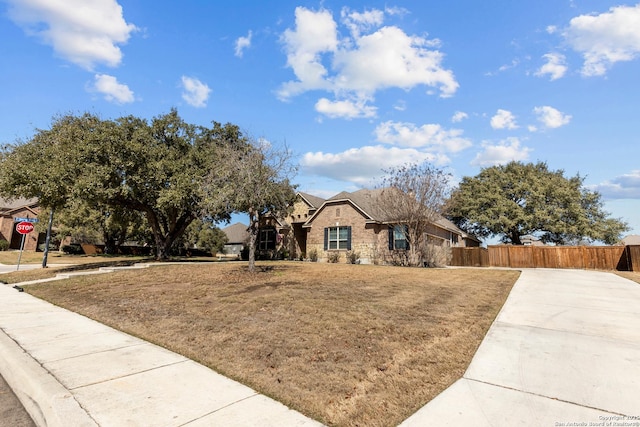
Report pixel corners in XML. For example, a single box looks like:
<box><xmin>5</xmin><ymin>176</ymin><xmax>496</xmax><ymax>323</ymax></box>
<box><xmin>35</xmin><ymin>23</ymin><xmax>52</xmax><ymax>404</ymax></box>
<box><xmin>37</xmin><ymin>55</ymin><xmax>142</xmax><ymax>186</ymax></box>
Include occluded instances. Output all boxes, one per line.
<box><xmin>616</xmin><ymin>271</ymin><xmax>640</xmax><ymax>284</ymax></box>
<box><xmin>24</xmin><ymin>262</ymin><xmax>519</xmax><ymax>426</ymax></box>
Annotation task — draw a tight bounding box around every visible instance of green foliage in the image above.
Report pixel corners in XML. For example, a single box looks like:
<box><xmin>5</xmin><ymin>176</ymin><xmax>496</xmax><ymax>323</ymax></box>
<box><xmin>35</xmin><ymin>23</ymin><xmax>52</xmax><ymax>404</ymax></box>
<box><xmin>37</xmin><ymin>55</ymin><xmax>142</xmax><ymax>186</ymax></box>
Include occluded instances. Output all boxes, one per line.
<box><xmin>61</xmin><ymin>244</ymin><xmax>84</xmax><ymax>255</ymax></box>
<box><xmin>0</xmin><ymin>110</ymin><xmax>247</xmax><ymax>260</ymax></box>
<box><xmin>0</xmin><ymin>239</ymin><xmax>9</xmax><ymax>251</ymax></box>
<box><xmin>448</xmin><ymin>161</ymin><xmax>629</xmax><ymax>245</ymax></box>
<box><xmin>178</xmin><ymin>219</ymin><xmax>228</xmax><ymax>255</ymax></box>
<box><xmin>308</xmin><ymin>248</ymin><xmax>318</xmax><ymax>262</ymax></box>
<box><xmin>53</xmin><ymin>199</ymin><xmax>150</xmax><ymax>253</ymax></box>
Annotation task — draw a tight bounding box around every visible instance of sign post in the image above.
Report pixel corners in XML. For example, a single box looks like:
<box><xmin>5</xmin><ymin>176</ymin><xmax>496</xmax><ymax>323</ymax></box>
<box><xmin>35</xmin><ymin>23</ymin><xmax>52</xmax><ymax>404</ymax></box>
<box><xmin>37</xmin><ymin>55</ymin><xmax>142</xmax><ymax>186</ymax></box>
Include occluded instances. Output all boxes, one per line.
<box><xmin>15</xmin><ymin>221</ymin><xmax>35</xmax><ymax>271</ymax></box>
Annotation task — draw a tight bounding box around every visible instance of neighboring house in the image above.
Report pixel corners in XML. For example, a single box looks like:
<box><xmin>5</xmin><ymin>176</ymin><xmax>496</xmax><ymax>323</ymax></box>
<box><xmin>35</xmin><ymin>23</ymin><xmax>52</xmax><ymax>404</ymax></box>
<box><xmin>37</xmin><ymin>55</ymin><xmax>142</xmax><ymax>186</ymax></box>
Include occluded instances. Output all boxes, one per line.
<box><xmin>288</xmin><ymin>189</ymin><xmax>479</xmax><ymax>264</ymax></box>
<box><xmin>221</xmin><ymin>222</ymin><xmax>249</xmax><ymax>257</ymax></box>
<box><xmin>621</xmin><ymin>234</ymin><xmax>640</xmax><ymax>246</ymax></box>
<box><xmin>521</xmin><ymin>234</ymin><xmax>544</xmax><ymax>246</ymax></box>
<box><xmin>0</xmin><ymin>198</ymin><xmax>43</xmax><ymax>251</ymax></box>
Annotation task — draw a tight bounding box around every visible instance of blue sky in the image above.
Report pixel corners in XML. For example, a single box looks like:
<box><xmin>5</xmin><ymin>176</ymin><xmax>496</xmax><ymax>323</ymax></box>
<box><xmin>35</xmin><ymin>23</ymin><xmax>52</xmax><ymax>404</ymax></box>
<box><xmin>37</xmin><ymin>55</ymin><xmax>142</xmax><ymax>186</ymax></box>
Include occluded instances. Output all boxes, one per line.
<box><xmin>1</xmin><ymin>1</ymin><xmax>639</xmax><ymax>238</ymax></box>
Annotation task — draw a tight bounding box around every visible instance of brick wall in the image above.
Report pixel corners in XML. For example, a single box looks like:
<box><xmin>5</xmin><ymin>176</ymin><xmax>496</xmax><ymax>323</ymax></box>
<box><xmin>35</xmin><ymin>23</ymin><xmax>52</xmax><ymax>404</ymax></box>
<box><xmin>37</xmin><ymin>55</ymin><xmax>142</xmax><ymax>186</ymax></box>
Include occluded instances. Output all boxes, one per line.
<box><xmin>306</xmin><ymin>201</ymin><xmax>386</xmax><ymax>263</ymax></box>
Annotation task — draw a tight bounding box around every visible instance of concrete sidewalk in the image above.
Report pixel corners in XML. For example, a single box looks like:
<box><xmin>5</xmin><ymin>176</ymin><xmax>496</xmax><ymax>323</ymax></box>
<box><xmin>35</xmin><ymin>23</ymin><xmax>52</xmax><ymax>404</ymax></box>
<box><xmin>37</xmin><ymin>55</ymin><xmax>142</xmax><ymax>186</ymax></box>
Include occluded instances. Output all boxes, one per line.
<box><xmin>0</xmin><ymin>277</ymin><xmax>323</xmax><ymax>427</ymax></box>
<box><xmin>401</xmin><ymin>269</ymin><xmax>640</xmax><ymax>426</ymax></box>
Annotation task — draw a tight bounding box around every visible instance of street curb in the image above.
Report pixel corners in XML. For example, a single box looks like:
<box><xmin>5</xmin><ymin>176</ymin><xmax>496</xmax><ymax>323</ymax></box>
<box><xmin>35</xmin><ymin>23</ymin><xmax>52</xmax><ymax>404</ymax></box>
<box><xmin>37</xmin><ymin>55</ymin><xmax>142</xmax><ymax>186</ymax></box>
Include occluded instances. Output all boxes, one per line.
<box><xmin>0</xmin><ymin>330</ymin><xmax>97</xmax><ymax>427</ymax></box>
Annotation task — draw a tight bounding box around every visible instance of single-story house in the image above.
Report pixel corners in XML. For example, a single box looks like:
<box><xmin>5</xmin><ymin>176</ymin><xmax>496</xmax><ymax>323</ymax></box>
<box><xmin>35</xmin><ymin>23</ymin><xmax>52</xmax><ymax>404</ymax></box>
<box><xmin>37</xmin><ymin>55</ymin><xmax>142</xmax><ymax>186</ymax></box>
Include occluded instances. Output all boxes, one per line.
<box><xmin>621</xmin><ymin>235</ymin><xmax>640</xmax><ymax>246</ymax></box>
<box><xmin>262</xmin><ymin>189</ymin><xmax>479</xmax><ymax>264</ymax></box>
<box><xmin>221</xmin><ymin>222</ymin><xmax>249</xmax><ymax>257</ymax></box>
<box><xmin>0</xmin><ymin>198</ymin><xmax>44</xmax><ymax>251</ymax></box>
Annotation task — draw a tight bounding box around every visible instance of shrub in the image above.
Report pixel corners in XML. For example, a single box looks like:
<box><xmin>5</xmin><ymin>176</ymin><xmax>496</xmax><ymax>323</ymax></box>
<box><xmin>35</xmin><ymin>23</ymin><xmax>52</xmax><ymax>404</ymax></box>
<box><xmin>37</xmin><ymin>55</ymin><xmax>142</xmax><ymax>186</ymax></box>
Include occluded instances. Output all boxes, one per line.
<box><xmin>345</xmin><ymin>250</ymin><xmax>360</xmax><ymax>264</ymax></box>
<box><xmin>61</xmin><ymin>244</ymin><xmax>84</xmax><ymax>255</ymax></box>
<box><xmin>421</xmin><ymin>242</ymin><xmax>452</xmax><ymax>268</ymax></box>
<box><xmin>0</xmin><ymin>239</ymin><xmax>9</xmax><ymax>251</ymax></box>
<box><xmin>308</xmin><ymin>248</ymin><xmax>318</xmax><ymax>262</ymax></box>
<box><xmin>327</xmin><ymin>251</ymin><xmax>341</xmax><ymax>263</ymax></box>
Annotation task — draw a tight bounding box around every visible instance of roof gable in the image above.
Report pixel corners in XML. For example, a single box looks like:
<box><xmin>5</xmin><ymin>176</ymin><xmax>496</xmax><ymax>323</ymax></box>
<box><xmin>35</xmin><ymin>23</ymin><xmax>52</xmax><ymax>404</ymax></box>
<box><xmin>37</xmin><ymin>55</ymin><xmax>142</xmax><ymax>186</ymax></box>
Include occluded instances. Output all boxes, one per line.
<box><xmin>296</xmin><ymin>192</ymin><xmax>325</xmax><ymax>209</ymax></box>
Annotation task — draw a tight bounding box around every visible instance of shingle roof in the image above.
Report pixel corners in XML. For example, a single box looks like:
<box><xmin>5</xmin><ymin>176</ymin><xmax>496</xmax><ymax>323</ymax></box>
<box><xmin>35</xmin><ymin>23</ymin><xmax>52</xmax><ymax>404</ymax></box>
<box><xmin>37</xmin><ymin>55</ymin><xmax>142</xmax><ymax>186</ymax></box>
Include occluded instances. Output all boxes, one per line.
<box><xmin>297</xmin><ymin>192</ymin><xmax>325</xmax><ymax>209</ymax></box>
<box><xmin>326</xmin><ymin>188</ymin><xmax>386</xmax><ymax>220</ymax></box>
<box><xmin>312</xmin><ymin>188</ymin><xmax>477</xmax><ymax>240</ymax></box>
<box><xmin>0</xmin><ymin>197</ymin><xmax>38</xmax><ymax>212</ymax></box>
<box><xmin>222</xmin><ymin>222</ymin><xmax>249</xmax><ymax>244</ymax></box>
<box><xmin>622</xmin><ymin>234</ymin><xmax>640</xmax><ymax>245</ymax></box>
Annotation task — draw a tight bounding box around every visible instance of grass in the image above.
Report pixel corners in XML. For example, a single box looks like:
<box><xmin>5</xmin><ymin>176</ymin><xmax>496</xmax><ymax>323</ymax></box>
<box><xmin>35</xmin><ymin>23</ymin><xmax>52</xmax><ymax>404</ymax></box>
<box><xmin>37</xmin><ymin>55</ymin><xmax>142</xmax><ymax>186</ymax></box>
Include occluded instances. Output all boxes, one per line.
<box><xmin>22</xmin><ymin>262</ymin><xmax>519</xmax><ymax>426</ymax></box>
<box><xmin>0</xmin><ymin>250</ymin><xmax>152</xmax><ymax>266</ymax></box>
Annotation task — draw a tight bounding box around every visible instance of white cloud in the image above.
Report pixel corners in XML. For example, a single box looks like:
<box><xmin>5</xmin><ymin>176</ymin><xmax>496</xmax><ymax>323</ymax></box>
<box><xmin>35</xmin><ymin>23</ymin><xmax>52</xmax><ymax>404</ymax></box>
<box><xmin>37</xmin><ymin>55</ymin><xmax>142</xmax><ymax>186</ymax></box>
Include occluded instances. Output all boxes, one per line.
<box><xmin>315</xmin><ymin>98</ymin><xmax>377</xmax><ymax>119</ymax></box>
<box><xmin>6</xmin><ymin>0</ymin><xmax>137</xmax><ymax>70</ymax></box>
<box><xmin>393</xmin><ymin>100</ymin><xmax>407</xmax><ymax>111</ymax></box>
<box><xmin>331</xmin><ymin>26</ymin><xmax>457</xmax><ymax>96</ymax></box>
<box><xmin>278</xmin><ymin>7</ymin><xmax>338</xmax><ymax>98</ymax></box>
<box><xmin>300</xmin><ymin>117</ymin><xmax>471</xmax><ymax>184</ymax></box>
<box><xmin>591</xmin><ymin>170</ymin><xmax>640</xmax><ymax>199</ymax></box>
<box><xmin>471</xmin><ymin>138</ymin><xmax>532</xmax><ymax>167</ymax></box>
<box><xmin>451</xmin><ymin>111</ymin><xmax>468</xmax><ymax>123</ymax></box>
<box><xmin>235</xmin><ymin>30</ymin><xmax>252</xmax><ymax>58</ymax></box>
<box><xmin>564</xmin><ymin>4</ymin><xmax>640</xmax><ymax>76</ymax></box>
<box><xmin>181</xmin><ymin>76</ymin><xmax>211</xmax><ymax>108</ymax></box>
<box><xmin>533</xmin><ymin>106</ymin><xmax>572</xmax><ymax>129</ymax></box>
<box><xmin>92</xmin><ymin>74</ymin><xmax>134</xmax><ymax>104</ymax></box>
<box><xmin>535</xmin><ymin>53</ymin><xmax>568</xmax><ymax>80</ymax></box>
<box><xmin>301</xmin><ymin>145</ymin><xmax>442</xmax><ymax>185</ymax></box>
<box><xmin>340</xmin><ymin>7</ymin><xmax>384</xmax><ymax>38</ymax></box>
<box><xmin>278</xmin><ymin>6</ymin><xmax>458</xmax><ymax>118</ymax></box>
<box><xmin>490</xmin><ymin>109</ymin><xmax>518</xmax><ymax>130</ymax></box>
<box><xmin>374</xmin><ymin>121</ymin><xmax>471</xmax><ymax>152</ymax></box>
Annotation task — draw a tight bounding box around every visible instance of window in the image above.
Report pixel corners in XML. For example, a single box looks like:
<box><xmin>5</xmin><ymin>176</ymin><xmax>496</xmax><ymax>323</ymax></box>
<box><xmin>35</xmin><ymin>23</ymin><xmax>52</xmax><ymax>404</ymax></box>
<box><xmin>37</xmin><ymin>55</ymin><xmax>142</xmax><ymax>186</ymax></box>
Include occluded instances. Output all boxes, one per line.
<box><xmin>389</xmin><ymin>225</ymin><xmax>409</xmax><ymax>250</ymax></box>
<box><xmin>259</xmin><ymin>228</ymin><xmax>276</xmax><ymax>250</ymax></box>
<box><xmin>324</xmin><ymin>226</ymin><xmax>351</xmax><ymax>250</ymax></box>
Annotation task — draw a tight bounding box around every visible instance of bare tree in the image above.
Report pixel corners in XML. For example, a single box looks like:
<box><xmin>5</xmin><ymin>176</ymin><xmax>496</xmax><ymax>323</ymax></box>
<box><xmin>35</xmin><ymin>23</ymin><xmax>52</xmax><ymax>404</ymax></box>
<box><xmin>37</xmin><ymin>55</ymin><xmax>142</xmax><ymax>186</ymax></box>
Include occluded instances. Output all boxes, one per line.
<box><xmin>377</xmin><ymin>163</ymin><xmax>451</xmax><ymax>266</ymax></box>
<box><xmin>212</xmin><ymin>137</ymin><xmax>297</xmax><ymax>272</ymax></box>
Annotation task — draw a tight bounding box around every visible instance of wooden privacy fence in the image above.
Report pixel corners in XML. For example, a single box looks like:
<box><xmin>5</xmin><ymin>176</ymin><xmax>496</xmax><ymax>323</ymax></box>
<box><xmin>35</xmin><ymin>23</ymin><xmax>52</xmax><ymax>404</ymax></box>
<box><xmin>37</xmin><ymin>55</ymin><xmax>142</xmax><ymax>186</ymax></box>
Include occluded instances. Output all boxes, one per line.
<box><xmin>450</xmin><ymin>245</ymin><xmax>640</xmax><ymax>271</ymax></box>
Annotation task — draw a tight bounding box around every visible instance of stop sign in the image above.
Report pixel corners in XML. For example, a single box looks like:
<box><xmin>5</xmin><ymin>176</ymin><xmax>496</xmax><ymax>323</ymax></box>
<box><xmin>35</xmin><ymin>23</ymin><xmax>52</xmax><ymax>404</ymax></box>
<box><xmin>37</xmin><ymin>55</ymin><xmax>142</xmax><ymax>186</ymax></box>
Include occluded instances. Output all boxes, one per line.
<box><xmin>16</xmin><ymin>221</ymin><xmax>34</xmax><ymax>234</ymax></box>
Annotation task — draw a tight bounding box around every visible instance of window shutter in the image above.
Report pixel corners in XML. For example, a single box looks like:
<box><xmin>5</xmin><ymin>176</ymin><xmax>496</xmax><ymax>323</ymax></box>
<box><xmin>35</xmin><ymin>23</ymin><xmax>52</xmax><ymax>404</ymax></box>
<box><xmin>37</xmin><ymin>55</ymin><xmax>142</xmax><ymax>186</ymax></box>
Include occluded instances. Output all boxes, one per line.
<box><xmin>388</xmin><ymin>226</ymin><xmax>394</xmax><ymax>250</ymax></box>
<box><xmin>346</xmin><ymin>226</ymin><xmax>352</xmax><ymax>251</ymax></box>
<box><xmin>405</xmin><ymin>225</ymin><xmax>410</xmax><ymax>250</ymax></box>
<box><xmin>324</xmin><ymin>228</ymin><xmax>328</xmax><ymax>251</ymax></box>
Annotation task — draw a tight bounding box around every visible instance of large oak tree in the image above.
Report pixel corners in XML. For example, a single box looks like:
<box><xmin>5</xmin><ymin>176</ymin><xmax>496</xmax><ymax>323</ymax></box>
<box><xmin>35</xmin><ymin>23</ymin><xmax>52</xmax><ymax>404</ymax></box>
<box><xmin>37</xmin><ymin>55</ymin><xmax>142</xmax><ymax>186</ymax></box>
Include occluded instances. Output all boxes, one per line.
<box><xmin>0</xmin><ymin>110</ymin><xmax>246</xmax><ymax>259</ymax></box>
<box><xmin>447</xmin><ymin>161</ymin><xmax>629</xmax><ymax>245</ymax></box>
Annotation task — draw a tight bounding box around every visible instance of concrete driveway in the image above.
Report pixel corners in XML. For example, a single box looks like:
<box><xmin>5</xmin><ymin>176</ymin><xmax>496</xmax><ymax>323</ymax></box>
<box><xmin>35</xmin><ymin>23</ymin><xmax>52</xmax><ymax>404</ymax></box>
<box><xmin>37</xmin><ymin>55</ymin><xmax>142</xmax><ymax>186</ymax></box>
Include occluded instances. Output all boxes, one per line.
<box><xmin>402</xmin><ymin>269</ymin><xmax>640</xmax><ymax>427</ymax></box>
<box><xmin>401</xmin><ymin>268</ymin><xmax>640</xmax><ymax>426</ymax></box>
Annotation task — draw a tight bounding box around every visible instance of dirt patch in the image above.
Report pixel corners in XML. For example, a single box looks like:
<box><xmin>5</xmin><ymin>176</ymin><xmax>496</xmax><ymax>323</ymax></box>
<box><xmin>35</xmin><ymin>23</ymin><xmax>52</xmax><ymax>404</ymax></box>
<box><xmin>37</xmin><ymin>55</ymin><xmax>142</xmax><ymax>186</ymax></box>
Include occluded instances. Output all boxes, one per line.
<box><xmin>25</xmin><ymin>262</ymin><xmax>519</xmax><ymax>426</ymax></box>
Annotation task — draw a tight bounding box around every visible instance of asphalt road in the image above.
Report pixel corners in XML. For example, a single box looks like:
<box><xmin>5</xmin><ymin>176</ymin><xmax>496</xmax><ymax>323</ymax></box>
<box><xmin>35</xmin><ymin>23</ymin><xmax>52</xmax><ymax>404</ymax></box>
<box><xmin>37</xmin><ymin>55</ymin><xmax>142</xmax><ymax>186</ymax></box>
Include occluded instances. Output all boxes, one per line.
<box><xmin>0</xmin><ymin>373</ymin><xmax>35</xmax><ymax>427</ymax></box>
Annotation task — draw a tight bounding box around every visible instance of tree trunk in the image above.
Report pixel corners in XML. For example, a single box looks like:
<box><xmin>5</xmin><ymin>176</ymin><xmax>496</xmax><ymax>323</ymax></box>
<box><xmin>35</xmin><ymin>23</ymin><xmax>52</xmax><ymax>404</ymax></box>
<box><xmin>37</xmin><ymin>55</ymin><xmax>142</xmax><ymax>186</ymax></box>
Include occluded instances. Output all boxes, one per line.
<box><xmin>247</xmin><ymin>209</ymin><xmax>259</xmax><ymax>272</ymax></box>
<box><xmin>146</xmin><ymin>209</ymin><xmax>195</xmax><ymax>261</ymax></box>
<box><xmin>510</xmin><ymin>229</ymin><xmax>522</xmax><ymax>245</ymax></box>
